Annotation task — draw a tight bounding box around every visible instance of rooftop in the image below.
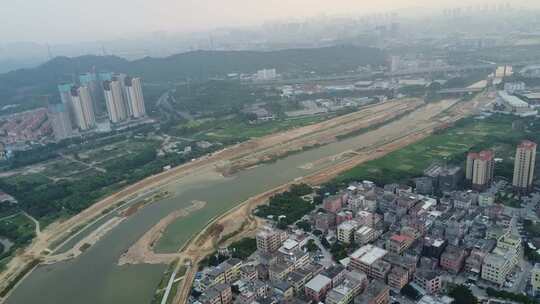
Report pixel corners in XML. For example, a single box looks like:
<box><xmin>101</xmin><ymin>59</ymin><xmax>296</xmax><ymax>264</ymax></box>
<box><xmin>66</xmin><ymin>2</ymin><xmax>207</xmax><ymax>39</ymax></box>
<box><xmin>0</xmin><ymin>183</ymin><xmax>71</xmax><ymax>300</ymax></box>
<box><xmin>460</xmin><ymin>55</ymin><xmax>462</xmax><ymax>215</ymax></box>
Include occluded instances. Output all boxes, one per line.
<box><xmin>339</xmin><ymin>220</ymin><xmax>359</xmax><ymax>230</ymax></box>
<box><xmin>350</xmin><ymin>245</ymin><xmax>388</xmax><ymax>265</ymax></box>
<box><xmin>390</xmin><ymin>234</ymin><xmax>413</xmax><ymax>243</ymax></box>
<box><xmin>519</xmin><ymin>140</ymin><xmax>537</xmax><ymax>150</ymax></box>
<box><xmin>356</xmin><ymin>226</ymin><xmax>374</xmax><ymax>235</ymax></box>
<box><xmin>468</xmin><ymin>149</ymin><xmax>494</xmax><ymax>161</ymax></box>
<box><xmin>498</xmin><ymin>91</ymin><xmax>529</xmax><ymax>107</ymax></box>
<box><xmin>305</xmin><ymin>274</ymin><xmax>332</xmax><ymax>292</ymax></box>
<box><xmin>282</xmin><ymin>239</ymin><xmax>298</xmax><ymax>251</ymax></box>
<box><xmin>359</xmin><ymin>279</ymin><xmax>388</xmax><ymax>300</ymax></box>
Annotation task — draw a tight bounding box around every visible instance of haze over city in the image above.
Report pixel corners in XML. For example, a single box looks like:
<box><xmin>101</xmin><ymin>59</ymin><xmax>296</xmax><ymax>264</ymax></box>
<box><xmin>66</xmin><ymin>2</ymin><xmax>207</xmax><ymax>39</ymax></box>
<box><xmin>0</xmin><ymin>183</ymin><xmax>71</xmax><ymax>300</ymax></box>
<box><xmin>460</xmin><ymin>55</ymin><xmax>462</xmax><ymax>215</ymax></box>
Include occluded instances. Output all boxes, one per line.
<box><xmin>1</xmin><ymin>0</ymin><xmax>539</xmax><ymax>43</ymax></box>
<box><xmin>4</xmin><ymin>1</ymin><xmax>540</xmax><ymax>304</ymax></box>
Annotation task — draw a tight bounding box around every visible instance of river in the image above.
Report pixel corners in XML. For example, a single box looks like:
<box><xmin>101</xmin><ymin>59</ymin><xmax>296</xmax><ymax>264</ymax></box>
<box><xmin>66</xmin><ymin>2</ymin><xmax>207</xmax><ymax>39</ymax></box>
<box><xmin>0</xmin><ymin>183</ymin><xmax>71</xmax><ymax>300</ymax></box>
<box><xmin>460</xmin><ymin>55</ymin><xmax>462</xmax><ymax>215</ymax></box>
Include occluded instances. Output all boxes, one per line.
<box><xmin>6</xmin><ymin>100</ymin><xmax>455</xmax><ymax>304</ymax></box>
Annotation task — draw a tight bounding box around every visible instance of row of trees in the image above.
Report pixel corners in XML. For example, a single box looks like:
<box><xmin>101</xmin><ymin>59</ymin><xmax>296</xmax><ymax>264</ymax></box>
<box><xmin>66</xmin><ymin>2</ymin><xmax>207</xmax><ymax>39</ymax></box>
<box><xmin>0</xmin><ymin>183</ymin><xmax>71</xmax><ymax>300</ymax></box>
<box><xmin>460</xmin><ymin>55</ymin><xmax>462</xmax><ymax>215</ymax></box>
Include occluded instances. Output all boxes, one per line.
<box><xmin>255</xmin><ymin>184</ymin><xmax>314</xmax><ymax>228</ymax></box>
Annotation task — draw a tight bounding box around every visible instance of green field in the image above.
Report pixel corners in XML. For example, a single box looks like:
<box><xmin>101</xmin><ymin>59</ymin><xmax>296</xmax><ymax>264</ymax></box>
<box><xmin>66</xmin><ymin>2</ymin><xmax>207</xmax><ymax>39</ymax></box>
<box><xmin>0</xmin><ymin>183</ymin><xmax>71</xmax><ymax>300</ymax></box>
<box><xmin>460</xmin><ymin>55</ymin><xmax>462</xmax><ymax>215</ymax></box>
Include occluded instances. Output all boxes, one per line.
<box><xmin>0</xmin><ymin>213</ymin><xmax>36</xmax><ymax>268</ymax></box>
<box><xmin>41</xmin><ymin>160</ymin><xmax>89</xmax><ymax>178</ymax></box>
<box><xmin>173</xmin><ymin>115</ymin><xmax>334</xmax><ymax>142</ymax></box>
<box><xmin>337</xmin><ymin>114</ymin><xmax>531</xmax><ymax>185</ymax></box>
<box><xmin>203</xmin><ymin>116</ymin><xmax>330</xmax><ymax>139</ymax></box>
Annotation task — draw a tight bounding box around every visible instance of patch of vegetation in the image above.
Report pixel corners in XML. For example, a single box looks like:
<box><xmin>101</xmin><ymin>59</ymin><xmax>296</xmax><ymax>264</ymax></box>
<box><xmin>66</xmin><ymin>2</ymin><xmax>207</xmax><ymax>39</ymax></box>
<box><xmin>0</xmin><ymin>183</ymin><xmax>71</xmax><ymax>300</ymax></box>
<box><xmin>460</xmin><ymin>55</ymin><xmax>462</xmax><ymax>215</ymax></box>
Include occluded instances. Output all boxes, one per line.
<box><xmin>150</xmin><ymin>261</ymin><xmax>179</xmax><ymax>304</ymax></box>
<box><xmin>305</xmin><ymin>239</ymin><xmax>318</xmax><ymax>252</ymax></box>
<box><xmin>296</xmin><ymin>220</ymin><xmax>312</xmax><ymax>232</ymax></box>
<box><xmin>496</xmin><ymin>192</ymin><xmax>521</xmax><ymax>208</ymax></box>
<box><xmin>198</xmin><ymin>252</ymin><xmax>228</xmax><ymax>270</ymax></box>
<box><xmin>228</xmin><ymin>238</ymin><xmax>257</xmax><ymax>260</ymax></box>
<box><xmin>0</xmin><ymin>214</ymin><xmax>35</xmax><ymax>251</ymax></box>
<box><xmin>329</xmin><ymin>241</ymin><xmax>357</xmax><ymax>261</ymax></box>
<box><xmin>335</xmin><ymin>106</ymin><xmax>420</xmax><ymax>140</ymax></box>
<box><xmin>449</xmin><ymin>285</ymin><xmax>477</xmax><ymax>304</ymax></box>
<box><xmin>0</xmin><ymin>258</ymin><xmax>40</xmax><ymax>297</ymax></box>
<box><xmin>524</xmin><ymin>243</ymin><xmax>540</xmax><ymax>263</ymax></box>
<box><xmin>401</xmin><ymin>284</ymin><xmax>422</xmax><ymax>301</ymax></box>
<box><xmin>524</xmin><ymin>219</ymin><xmax>540</xmax><ymax>238</ymax></box>
<box><xmin>0</xmin><ymin>136</ymin><xmax>221</xmax><ymax>226</ymax></box>
<box><xmin>336</xmin><ymin>114</ymin><xmax>527</xmax><ymax>185</ymax></box>
<box><xmin>486</xmin><ymin>288</ymin><xmax>538</xmax><ymax>304</ymax></box>
<box><xmin>170</xmin><ymin>114</ymin><xmax>332</xmax><ymax>143</ymax></box>
<box><xmin>0</xmin><ymin>46</ymin><xmax>386</xmax><ymax>110</ymax></box>
<box><xmin>172</xmin><ymin>81</ymin><xmax>278</xmax><ymax>115</ymax></box>
<box><xmin>255</xmin><ymin>184</ymin><xmax>314</xmax><ymax>226</ymax></box>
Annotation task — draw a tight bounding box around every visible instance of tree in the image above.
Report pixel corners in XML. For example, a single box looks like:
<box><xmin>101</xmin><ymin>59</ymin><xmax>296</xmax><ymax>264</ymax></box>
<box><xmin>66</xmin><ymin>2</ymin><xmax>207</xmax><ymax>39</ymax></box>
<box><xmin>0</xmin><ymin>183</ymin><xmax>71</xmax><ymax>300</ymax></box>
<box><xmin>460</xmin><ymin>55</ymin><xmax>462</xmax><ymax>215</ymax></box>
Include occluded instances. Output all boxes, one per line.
<box><xmin>330</xmin><ymin>242</ymin><xmax>348</xmax><ymax>261</ymax></box>
<box><xmin>277</xmin><ymin>220</ymin><xmax>288</xmax><ymax>230</ymax></box>
<box><xmin>486</xmin><ymin>287</ymin><xmax>538</xmax><ymax>304</ymax></box>
<box><xmin>305</xmin><ymin>239</ymin><xmax>318</xmax><ymax>252</ymax></box>
<box><xmin>401</xmin><ymin>284</ymin><xmax>422</xmax><ymax>301</ymax></box>
<box><xmin>312</xmin><ymin>229</ymin><xmax>323</xmax><ymax>236</ymax></box>
<box><xmin>296</xmin><ymin>220</ymin><xmax>312</xmax><ymax>232</ymax></box>
<box><xmin>449</xmin><ymin>285</ymin><xmax>477</xmax><ymax>304</ymax></box>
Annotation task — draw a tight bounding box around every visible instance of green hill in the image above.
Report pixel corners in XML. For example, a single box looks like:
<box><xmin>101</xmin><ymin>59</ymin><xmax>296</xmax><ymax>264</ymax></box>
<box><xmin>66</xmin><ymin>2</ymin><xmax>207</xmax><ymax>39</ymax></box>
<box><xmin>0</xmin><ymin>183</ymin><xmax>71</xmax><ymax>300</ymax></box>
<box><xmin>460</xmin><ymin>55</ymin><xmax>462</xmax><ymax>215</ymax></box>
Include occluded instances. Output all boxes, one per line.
<box><xmin>0</xmin><ymin>45</ymin><xmax>386</xmax><ymax>107</ymax></box>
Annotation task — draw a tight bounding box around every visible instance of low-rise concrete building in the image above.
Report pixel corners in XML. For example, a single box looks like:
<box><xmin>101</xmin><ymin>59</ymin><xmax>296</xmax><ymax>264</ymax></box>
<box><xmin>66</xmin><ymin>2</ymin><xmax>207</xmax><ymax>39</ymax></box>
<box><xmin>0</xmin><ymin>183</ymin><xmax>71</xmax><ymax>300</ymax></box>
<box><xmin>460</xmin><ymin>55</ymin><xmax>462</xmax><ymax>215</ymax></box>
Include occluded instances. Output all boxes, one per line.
<box><xmin>304</xmin><ymin>274</ymin><xmax>332</xmax><ymax>302</ymax></box>
<box><xmin>481</xmin><ymin>249</ymin><xmax>515</xmax><ymax>286</ymax></box>
<box><xmin>256</xmin><ymin>226</ymin><xmax>288</xmax><ymax>253</ymax></box>
<box><xmin>440</xmin><ymin>246</ymin><xmax>467</xmax><ymax>273</ymax></box>
<box><xmin>386</xmin><ymin>234</ymin><xmax>414</xmax><ymax>255</ymax></box>
<box><xmin>355</xmin><ymin>226</ymin><xmax>379</xmax><ymax>245</ymax></box>
<box><xmin>354</xmin><ymin>280</ymin><xmax>389</xmax><ymax>304</ymax></box>
<box><xmin>338</xmin><ymin>220</ymin><xmax>359</xmax><ymax>244</ymax></box>
<box><xmin>350</xmin><ymin>245</ymin><xmax>389</xmax><ymax>280</ymax></box>
<box><xmin>200</xmin><ymin>284</ymin><xmax>233</xmax><ymax>304</ymax></box>
<box><xmin>388</xmin><ymin>266</ymin><xmax>409</xmax><ymax>290</ymax></box>
<box><xmin>414</xmin><ymin>270</ymin><xmax>442</xmax><ymax>295</ymax></box>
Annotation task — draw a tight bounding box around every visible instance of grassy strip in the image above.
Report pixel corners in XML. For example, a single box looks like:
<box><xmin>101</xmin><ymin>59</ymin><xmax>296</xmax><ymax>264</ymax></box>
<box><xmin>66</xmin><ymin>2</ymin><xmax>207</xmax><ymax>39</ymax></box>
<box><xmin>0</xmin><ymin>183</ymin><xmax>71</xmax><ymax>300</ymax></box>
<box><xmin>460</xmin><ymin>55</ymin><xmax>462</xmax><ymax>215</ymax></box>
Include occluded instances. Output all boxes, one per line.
<box><xmin>334</xmin><ymin>114</ymin><xmax>523</xmax><ymax>185</ymax></box>
<box><xmin>486</xmin><ymin>288</ymin><xmax>538</xmax><ymax>304</ymax></box>
<box><xmin>0</xmin><ymin>258</ymin><xmax>40</xmax><ymax>297</ymax></box>
<box><xmin>335</xmin><ymin>106</ymin><xmax>420</xmax><ymax>140</ymax></box>
<box><xmin>150</xmin><ymin>261</ymin><xmax>179</xmax><ymax>304</ymax></box>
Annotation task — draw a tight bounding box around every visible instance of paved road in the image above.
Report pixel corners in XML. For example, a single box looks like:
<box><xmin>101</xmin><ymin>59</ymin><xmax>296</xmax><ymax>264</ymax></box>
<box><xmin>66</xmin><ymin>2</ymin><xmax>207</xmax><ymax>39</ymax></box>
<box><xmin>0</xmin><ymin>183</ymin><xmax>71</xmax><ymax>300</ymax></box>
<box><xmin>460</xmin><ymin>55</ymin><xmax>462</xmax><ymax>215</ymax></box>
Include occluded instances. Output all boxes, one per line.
<box><xmin>22</xmin><ymin>212</ymin><xmax>40</xmax><ymax>236</ymax></box>
<box><xmin>174</xmin><ymin>261</ymin><xmax>195</xmax><ymax>304</ymax></box>
<box><xmin>161</xmin><ymin>265</ymin><xmax>179</xmax><ymax>304</ymax></box>
<box><xmin>0</xmin><ymin>213</ymin><xmax>21</xmax><ymax>222</ymax></box>
<box><xmin>307</xmin><ymin>235</ymin><xmax>334</xmax><ymax>268</ymax></box>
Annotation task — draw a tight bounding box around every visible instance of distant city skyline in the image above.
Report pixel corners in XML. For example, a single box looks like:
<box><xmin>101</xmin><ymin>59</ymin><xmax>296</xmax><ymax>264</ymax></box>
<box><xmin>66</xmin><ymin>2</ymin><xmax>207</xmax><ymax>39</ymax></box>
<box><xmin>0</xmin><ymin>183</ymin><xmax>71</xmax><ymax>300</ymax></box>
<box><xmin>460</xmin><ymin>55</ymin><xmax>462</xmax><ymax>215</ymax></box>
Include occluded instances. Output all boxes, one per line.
<box><xmin>2</xmin><ymin>0</ymin><xmax>538</xmax><ymax>44</ymax></box>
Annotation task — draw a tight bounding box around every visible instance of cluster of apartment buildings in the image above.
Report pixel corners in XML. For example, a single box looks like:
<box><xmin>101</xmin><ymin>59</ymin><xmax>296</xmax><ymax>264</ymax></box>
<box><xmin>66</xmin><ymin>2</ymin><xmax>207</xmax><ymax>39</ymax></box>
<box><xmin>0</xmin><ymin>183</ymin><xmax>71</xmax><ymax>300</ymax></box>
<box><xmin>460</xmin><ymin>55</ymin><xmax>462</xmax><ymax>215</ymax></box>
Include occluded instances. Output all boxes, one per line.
<box><xmin>192</xmin><ymin>137</ymin><xmax>540</xmax><ymax>303</ymax></box>
<box><xmin>0</xmin><ymin>108</ymin><xmax>51</xmax><ymax>145</ymax></box>
<box><xmin>194</xmin><ymin>222</ymin><xmax>392</xmax><ymax>304</ymax></box>
<box><xmin>194</xmin><ymin>177</ymin><xmax>525</xmax><ymax>304</ymax></box>
<box><xmin>465</xmin><ymin>140</ymin><xmax>537</xmax><ymax>194</ymax></box>
<box><xmin>317</xmin><ymin>178</ymin><xmax>530</xmax><ymax>294</ymax></box>
<box><xmin>50</xmin><ymin>71</ymin><xmax>146</xmax><ymax>140</ymax></box>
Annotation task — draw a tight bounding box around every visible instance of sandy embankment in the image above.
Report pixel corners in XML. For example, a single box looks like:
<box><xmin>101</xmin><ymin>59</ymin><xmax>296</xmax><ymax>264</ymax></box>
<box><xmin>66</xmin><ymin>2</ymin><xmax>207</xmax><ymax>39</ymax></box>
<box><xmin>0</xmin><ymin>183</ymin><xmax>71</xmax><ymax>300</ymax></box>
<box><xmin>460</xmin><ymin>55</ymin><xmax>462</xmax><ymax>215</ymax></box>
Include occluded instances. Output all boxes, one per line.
<box><xmin>43</xmin><ymin>216</ymin><xmax>125</xmax><ymax>264</ymax></box>
<box><xmin>118</xmin><ymin>200</ymin><xmax>207</xmax><ymax>266</ymax></box>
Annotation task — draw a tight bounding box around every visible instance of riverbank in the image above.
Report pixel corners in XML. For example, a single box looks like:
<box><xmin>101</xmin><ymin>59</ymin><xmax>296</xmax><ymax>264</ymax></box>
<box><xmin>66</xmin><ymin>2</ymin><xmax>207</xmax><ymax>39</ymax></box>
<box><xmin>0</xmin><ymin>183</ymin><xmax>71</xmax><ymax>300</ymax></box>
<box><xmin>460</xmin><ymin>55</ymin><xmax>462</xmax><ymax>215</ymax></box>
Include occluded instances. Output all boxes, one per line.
<box><xmin>118</xmin><ymin>200</ymin><xmax>207</xmax><ymax>266</ymax></box>
<box><xmin>172</xmin><ymin>96</ymin><xmax>491</xmax><ymax>304</ymax></box>
<box><xmin>43</xmin><ymin>216</ymin><xmax>125</xmax><ymax>265</ymax></box>
<box><xmin>0</xmin><ymin>99</ymin><xmax>413</xmax><ymax>298</ymax></box>
<box><xmin>2</xmin><ymin>96</ymin><xmax>489</xmax><ymax>304</ymax></box>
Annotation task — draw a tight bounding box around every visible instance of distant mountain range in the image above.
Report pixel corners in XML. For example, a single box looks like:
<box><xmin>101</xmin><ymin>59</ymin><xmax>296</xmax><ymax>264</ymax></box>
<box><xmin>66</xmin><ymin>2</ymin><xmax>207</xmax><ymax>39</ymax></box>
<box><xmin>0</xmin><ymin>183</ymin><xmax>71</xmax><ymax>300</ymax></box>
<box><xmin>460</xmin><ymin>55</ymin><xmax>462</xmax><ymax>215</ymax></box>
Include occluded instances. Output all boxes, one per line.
<box><xmin>0</xmin><ymin>45</ymin><xmax>386</xmax><ymax>107</ymax></box>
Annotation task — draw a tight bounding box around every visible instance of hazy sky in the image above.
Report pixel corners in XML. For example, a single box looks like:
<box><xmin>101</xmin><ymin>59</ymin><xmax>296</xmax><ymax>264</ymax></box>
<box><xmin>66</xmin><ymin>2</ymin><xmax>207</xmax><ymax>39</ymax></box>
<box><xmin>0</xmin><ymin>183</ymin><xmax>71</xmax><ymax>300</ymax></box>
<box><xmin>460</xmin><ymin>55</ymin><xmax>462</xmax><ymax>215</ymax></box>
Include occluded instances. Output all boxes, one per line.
<box><xmin>1</xmin><ymin>0</ymin><xmax>536</xmax><ymax>44</ymax></box>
